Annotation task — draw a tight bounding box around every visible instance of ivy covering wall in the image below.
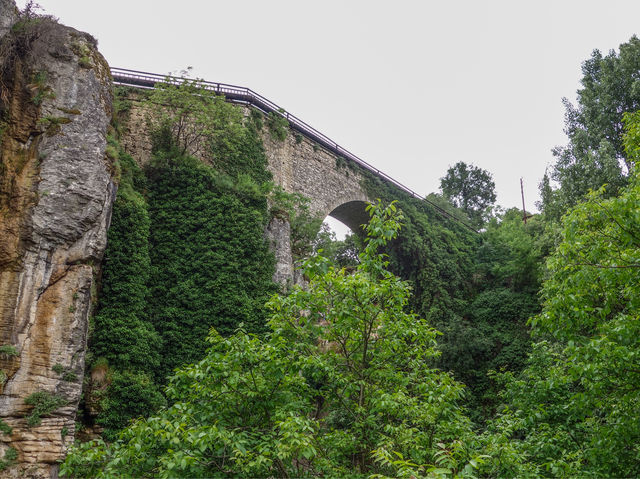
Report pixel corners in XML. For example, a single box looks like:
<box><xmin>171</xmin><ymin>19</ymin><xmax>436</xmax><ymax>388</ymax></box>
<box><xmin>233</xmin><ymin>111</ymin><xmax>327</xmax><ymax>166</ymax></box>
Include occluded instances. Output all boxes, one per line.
<box><xmin>146</xmin><ymin>154</ymin><xmax>276</xmax><ymax>380</ymax></box>
<box><xmin>86</xmin><ymin>84</ymin><xmax>277</xmax><ymax>439</ymax></box>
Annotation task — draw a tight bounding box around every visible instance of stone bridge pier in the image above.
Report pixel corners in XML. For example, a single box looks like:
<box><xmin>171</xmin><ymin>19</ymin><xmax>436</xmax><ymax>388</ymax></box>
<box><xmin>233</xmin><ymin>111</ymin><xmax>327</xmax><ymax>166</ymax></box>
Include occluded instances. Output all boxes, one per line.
<box><xmin>261</xmin><ymin>131</ymin><xmax>372</xmax><ymax>285</ymax></box>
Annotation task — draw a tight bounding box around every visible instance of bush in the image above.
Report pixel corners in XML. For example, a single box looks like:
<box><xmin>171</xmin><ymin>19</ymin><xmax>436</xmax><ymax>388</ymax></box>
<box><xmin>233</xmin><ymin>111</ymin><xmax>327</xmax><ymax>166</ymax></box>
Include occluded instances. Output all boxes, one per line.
<box><xmin>96</xmin><ymin>371</ymin><xmax>166</xmax><ymax>442</ymax></box>
<box><xmin>24</xmin><ymin>391</ymin><xmax>67</xmax><ymax>427</ymax></box>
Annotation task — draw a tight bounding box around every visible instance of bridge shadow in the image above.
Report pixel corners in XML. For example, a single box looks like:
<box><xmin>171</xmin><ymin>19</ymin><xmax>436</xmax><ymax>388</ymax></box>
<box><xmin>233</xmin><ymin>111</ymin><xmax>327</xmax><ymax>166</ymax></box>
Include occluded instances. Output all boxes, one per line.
<box><xmin>327</xmin><ymin>200</ymin><xmax>369</xmax><ymax>235</ymax></box>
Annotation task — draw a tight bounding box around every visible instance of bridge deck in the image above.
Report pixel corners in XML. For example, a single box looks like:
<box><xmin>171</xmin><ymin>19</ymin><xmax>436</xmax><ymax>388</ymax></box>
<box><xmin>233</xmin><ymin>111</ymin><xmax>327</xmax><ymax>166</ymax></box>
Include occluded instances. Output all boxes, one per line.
<box><xmin>110</xmin><ymin>67</ymin><xmax>476</xmax><ymax>232</ymax></box>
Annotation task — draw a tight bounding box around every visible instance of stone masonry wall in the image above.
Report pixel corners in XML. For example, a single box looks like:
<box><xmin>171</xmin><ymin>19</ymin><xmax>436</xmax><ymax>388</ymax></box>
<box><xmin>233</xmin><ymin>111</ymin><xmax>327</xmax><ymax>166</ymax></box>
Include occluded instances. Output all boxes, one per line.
<box><xmin>118</xmin><ymin>98</ymin><xmax>371</xmax><ymax>284</ymax></box>
<box><xmin>261</xmin><ymin>128</ymin><xmax>369</xmax><ymax>221</ymax></box>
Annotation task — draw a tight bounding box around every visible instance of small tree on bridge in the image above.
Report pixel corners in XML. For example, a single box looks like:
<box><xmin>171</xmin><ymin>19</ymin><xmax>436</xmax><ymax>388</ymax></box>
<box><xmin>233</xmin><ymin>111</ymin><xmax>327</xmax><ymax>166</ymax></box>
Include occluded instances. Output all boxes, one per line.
<box><xmin>145</xmin><ymin>76</ymin><xmax>244</xmax><ymax>161</ymax></box>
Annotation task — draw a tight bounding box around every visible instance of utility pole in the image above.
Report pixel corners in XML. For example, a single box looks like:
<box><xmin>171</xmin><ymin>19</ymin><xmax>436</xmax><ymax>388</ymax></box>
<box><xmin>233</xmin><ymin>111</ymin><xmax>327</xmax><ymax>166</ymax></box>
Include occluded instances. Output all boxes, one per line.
<box><xmin>520</xmin><ymin>178</ymin><xmax>528</xmax><ymax>224</ymax></box>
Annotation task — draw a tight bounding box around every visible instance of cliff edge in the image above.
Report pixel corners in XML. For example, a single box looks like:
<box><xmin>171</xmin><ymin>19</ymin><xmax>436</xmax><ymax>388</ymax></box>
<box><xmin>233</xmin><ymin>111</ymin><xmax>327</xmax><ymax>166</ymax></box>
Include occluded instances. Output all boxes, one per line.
<box><xmin>0</xmin><ymin>1</ymin><xmax>115</xmax><ymax>476</ymax></box>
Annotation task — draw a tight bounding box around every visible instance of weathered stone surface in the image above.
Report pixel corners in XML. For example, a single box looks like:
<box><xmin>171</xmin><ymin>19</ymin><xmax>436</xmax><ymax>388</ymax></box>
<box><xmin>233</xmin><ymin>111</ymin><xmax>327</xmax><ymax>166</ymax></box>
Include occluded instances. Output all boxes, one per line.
<box><xmin>265</xmin><ymin>217</ymin><xmax>294</xmax><ymax>287</ymax></box>
<box><xmin>261</xmin><ymin>130</ymin><xmax>370</xmax><ymax>227</ymax></box>
<box><xmin>261</xmin><ymin>130</ymin><xmax>370</xmax><ymax>284</ymax></box>
<box><xmin>117</xmin><ymin>96</ymin><xmax>153</xmax><ymax>165</ymax></box>
<box><xmin>0</xmin><ymin>11</ymin><xmax>114</xmax><ymax>477</ymax></box>
<box><xmin>118</xmin><ymin>100</ymin><xmax>371</xmax><ymax>284</ymax></box>
<box><xmin>0</xmin><ymin>0</ymin><xmax>17</xmax><ymax>38</ymax></box>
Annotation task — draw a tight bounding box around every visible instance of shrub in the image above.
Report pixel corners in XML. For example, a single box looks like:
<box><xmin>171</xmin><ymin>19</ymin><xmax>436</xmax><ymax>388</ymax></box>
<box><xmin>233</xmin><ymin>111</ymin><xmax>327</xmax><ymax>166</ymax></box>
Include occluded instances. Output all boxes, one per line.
<box><xmin>24</xmin><ymin>391</ymin><xmax>67</xmax><ymax>427</ymax></box>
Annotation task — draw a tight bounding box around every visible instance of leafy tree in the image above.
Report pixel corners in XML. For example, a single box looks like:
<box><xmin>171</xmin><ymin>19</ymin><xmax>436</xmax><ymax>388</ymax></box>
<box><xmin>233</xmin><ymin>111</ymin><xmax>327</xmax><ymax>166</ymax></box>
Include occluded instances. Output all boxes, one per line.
<box><xmin>438</xmin><ymin>209</ymin><xmax>550</xmax><ymax>422</ymax></box>
<box><xmin>541</xmin><ymin>36</ymin><xmax>640</xmax><ymax>219</ymax></box>
<box><xmin>145</xmin><ymin>76</ymin><xmax>243</xmax><ymax>159</ymax></box>
<box><xmin>62</xmin><ymin>202</ymin><xmax>482</xmax><ymax>479</ymax></box>
<box><xmin>313</xmin><ymin>223</ymin><xmax>361</xmax><ymax>269</ymax></box>
<box><xmin>146</xmin><ymin>78</ymin><xmax>271</xmax><ymax>184</ymax></box>
<box><xmin>475</xmin><ymin>208</ymin><xmax>552</xmax><ymax>294</ymax></box>
<box><xmin>480</xmin><ymin>114</ymin><xmax>640</xmax><ymax>477</ymax></box>
<box><xmin>440</xmin><ymin>161</ymin><xmax>496</xmax><ymax>227</ymax></box>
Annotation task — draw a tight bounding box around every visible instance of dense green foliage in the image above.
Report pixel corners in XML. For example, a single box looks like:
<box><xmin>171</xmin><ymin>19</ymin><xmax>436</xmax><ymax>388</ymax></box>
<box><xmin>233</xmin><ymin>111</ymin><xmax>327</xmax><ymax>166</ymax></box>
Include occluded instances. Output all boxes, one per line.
<box><xmin>440</xmin><ymin>161</ymin><xmax>497</xmax><ymax>227</ymax></box>
<box><xmin>91</xmin><ymin>139</ymin><xmax>159</xmax><ymax>375</ymax></box>
<box><xmin>360</xmin><ymin>173</ymin><xmax>502</xmax><ymax>409</ymax></box>
<box><xmin>478</xmin><ymin>114</ymin><xmax>640</xmax><ymax>477</ymax></box>
<box><xmin>87</xmin><ymin>137</ymin><xmax>164</xmax><ymax>439</ymax></box>
<box><xmin>62</xmin><ymin>202</ymin><xmax>483</xmax><ymax>479</ymax></box>
<box><xmin>144</xmin><ymin>80</ymin><xmax>275</xmax><ymax>379</ymax></box>
<box><xmin>458</xmin><ymin>209</ymin><xmax>550</xmax><ymax>420</ymax></box>
<box><xmin>86</xmin><ymin>81</ymin><xmax>277</xmax><ymax>438</ymax></box>
<box><xmin>94</xmin><ymin>370</ymin><xmax>166</xmax><ymax>441</ymax></box>
<box><xmin>361</xmin><ymin>175</ymin><xmax>478</xmax><ymax>329</ymax></box>
<box><xmin>146</xmin><ymin>153</ymin><xmax>276</xmax><ymax>378</ymax></box>
<box><xmin>541</xmin><ymin>36</ymin><xmax>640</xmax><ymax>219</ymax></box>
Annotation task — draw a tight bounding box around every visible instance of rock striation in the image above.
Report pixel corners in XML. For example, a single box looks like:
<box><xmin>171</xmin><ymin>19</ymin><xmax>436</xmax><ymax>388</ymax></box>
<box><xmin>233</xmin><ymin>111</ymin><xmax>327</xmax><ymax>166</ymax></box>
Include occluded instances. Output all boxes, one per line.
<box><xmin>0</xmin><ymin>0</ymin><xmax>17</xmax><ymax>38</ymax></box>
<box><xmin>0</xmin><ymin>1</ymin><xmax>115</xmax><ymax>476</ymax></box>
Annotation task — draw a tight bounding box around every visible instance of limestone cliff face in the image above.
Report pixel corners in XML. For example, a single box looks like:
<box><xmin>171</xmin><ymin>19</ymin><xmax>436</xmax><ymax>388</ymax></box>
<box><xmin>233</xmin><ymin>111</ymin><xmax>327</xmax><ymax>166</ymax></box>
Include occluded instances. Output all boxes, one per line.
<box><xmin>0</xmin><ymin>0</ymin><xmax>17</xmax><ymax>38</ymax></box>
<box><xmin>0</xmin><ymin>2</ymin><xmax>115</xmax><ymax>476</ymax></box>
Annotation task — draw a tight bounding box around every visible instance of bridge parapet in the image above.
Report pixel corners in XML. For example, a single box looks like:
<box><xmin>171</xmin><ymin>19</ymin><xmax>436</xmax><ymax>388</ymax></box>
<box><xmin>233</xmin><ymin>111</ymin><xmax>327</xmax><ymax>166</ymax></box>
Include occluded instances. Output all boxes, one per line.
<box><xmin>112</xmin><ymin>69</ymin><xmax>412</xmax><ymax>200</ymax></box>
<box><xmin>111</xmin><ymin>67</ymin><xmax>476</xmax><ymax>233</ymax></box>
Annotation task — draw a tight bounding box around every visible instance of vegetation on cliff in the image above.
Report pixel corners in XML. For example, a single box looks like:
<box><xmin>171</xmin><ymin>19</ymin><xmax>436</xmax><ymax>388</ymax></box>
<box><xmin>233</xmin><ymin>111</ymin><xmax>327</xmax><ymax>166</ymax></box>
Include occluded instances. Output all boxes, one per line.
<box><xmin>63</xmin><ymin>202</ymin><xmax>483</xmax><ymax>479</ymax></box>
<box><xmin>86</xmin><ymin>80</ymin><xmax>277</xmax><ymax>439</ymax></box>
<box><xmin>64</xmin><ymin>35</ymin><xmax>640</xmax><ymax>479</ymax></box>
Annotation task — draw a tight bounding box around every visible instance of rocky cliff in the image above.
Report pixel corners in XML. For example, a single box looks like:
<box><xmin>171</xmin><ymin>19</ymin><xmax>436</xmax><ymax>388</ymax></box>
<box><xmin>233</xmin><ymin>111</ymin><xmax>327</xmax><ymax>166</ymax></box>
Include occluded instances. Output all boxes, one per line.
<box><xmin>0</xmin><ymin>1</ymin><xmax>114</xmax><ymax>476</ymax></box>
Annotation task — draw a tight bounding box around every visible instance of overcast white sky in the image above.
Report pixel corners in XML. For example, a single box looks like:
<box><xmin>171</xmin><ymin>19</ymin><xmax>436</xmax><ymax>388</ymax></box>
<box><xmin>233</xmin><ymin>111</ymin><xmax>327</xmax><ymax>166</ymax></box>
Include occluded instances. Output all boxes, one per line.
<box><xmin>19</xmin><ymin>0</ymin><xmax>640</xmax><ymax>230</ymax></box>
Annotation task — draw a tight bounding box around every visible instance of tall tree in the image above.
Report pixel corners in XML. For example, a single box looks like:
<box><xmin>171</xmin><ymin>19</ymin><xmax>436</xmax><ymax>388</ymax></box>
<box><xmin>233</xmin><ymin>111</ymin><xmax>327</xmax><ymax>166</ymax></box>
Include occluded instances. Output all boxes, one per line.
<box><xmin>480</xmin><ymin>112</ymin><xmax>640</xmax><ymax>478</ymax></box>
<box><xmin>440</xmin><ymin>161</ymin><xmax>496</xmax><ymax>227</ymax></box>
<box><xmin>541</xmin><ymin>36</ymin><xmax>640</xmax><ymax>219</ymax></box>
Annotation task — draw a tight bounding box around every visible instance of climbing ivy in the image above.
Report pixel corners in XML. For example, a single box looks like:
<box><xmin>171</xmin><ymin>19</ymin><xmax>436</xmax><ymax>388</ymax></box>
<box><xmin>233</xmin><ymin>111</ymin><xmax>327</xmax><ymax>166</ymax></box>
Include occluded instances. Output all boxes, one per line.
<box><xmin>24</xmin><ymin>391</ymin><xmax>67</xmax><ymax>427</ymax></box>
<box><xmin>266</xmin><ymin>110</ymin><xmax>289</xmax><ymax>141</ymax></box>
<box><xmin>360</xmin><ymin>172</ymin><xmax>479</xmax><ymax>330</ymax></box>
<box><xmin>144</xmin><ymin>80</ymin><xmax>277</xmax><ymax>379</ymax></box>
<box><xmin>146</xmin><ymin>152</ymin><xmax>277</xmax><ymax>379</ymax></box>
<box><xmin>87</xmin><ymin>81</ymin><xmax>278</xmax><ymax>438</ymax></box>
<box><xmin>87</xmin><ymin>136</ymin><xmax>162</xmax><ymax>439</ymax></box>
<box><xmin>91</xmin><ymin>138</ymin><xmax>158</xmax><ymax>375</ymax></box>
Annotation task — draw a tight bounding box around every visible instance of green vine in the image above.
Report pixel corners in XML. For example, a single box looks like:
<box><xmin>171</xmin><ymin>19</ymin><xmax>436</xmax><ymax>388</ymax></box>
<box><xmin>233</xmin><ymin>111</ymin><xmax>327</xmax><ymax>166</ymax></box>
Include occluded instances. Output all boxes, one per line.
<box><xmin>266</xmin><ymin>109</ymin><xmax>289</xmax><ymax>141</ymax></box>
<box><xmin>24</xmin><ymin>391</ymin><xmax>67</xmax><ymax>427</ymax></box>
<box><xmin>0</xmin><ymin>447</ymin><xmax>17</xmax><ymax>471</ymax></box>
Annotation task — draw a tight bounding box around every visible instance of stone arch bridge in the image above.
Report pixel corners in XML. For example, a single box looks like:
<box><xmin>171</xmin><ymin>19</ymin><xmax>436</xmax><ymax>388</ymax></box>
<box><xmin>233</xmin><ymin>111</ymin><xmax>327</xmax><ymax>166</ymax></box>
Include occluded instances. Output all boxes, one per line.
<box><xmin>110</xmin><ymin>68</ymin><xmax>467</xmax><ymax>283</ymax></box>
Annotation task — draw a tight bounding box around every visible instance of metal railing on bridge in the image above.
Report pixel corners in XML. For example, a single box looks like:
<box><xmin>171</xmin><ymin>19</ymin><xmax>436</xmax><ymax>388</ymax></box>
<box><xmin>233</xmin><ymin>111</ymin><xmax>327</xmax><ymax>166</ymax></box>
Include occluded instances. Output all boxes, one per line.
<box><xmin>109</xmin><ymin>67</ymin><xmax>477</xmax><ymax>233</ymax></box>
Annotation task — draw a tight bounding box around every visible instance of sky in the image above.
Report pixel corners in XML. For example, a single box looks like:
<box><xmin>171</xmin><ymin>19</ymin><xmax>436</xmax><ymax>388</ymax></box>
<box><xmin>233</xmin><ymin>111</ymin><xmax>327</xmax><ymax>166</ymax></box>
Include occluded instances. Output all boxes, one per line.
<box><xmin>18</xmin><ymin>0</ymin><xmax>640</xmax><ymax>234</ymax></box>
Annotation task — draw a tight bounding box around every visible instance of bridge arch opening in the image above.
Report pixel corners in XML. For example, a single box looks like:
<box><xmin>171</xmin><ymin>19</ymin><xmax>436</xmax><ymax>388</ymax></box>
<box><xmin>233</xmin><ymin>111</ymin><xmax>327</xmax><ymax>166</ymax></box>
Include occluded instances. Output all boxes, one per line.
<box><xmin>324</xmin><ymin>217</ymin><xmax>352</xmax><ymax>240</ymax></box>
<box><xmin>326</xmin><ymin>200</ymin><xmax>369</xmax><ymax>236</ymax></box>
<box><xmin>314</xmin><ymin>201</ymin><xmax>369</xmax><ymax>268</ymax></box>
